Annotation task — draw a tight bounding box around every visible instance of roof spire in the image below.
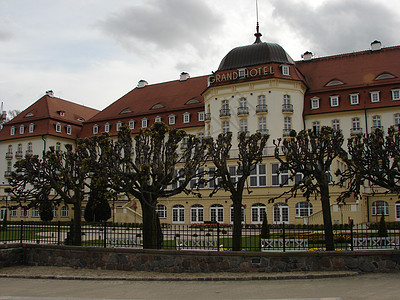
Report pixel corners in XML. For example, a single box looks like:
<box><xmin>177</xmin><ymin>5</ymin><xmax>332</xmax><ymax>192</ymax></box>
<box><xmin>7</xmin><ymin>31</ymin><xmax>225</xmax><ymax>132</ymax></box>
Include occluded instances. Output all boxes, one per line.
<box><xmin>254</xmin><ymin>0</ymin><xmax>262</xmax><ymax>44</ymax></box>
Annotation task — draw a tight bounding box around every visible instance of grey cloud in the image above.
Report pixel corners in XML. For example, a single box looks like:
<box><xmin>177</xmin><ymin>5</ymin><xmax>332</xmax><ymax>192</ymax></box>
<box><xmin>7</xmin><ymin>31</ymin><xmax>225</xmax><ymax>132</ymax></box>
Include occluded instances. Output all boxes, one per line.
<box><xmin>270</xmin><ymin>0</ymin><xmax>400</xmax><ymax>56</ymax></box>
<box><xmin>97</xmin><ymin>0</ymin><xmax>223</xmax><ymax>57</ymax></box>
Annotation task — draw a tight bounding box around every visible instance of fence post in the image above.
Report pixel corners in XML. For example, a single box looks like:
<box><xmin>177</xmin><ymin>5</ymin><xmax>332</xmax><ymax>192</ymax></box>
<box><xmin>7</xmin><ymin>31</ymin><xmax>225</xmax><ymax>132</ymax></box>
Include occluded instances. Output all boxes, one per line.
<box><xmin>104</xmin><ymin>220</ymin><xmax>107</xmax><ymax>248</ymax></box>
<box><xmin>20</xmin><ymin>220</ymin><xmax>23</xmax><ymax>244</ymax></box>
<box><xmin>217</xmin><ymin>222</ymin><xmax>220</xmax><ymax>252</ymax></box>
<box><xmin>350</xmin><ymin>219</ymin><xmax>354</xmax><ymax>251</ymax></box>
<box><xmin>282</xmin><ymin>222</ymin><xmax>286</xmax><ymax>252</ymax></box>
<box><xmin>57</xmin><ymin>221</ymin><xmax>61</xmax><ymax>245</ymax></box>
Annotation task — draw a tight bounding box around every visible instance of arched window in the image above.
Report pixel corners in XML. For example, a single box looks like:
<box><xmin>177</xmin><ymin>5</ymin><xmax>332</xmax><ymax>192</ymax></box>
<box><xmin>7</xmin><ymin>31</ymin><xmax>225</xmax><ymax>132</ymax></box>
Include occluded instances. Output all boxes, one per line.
<box><xmin>372</xmin><ymin>201</ymin><xmax>389</xmax><ymax>216</ymax></box>
<box><xmin>156</xmin><ymin>204</ymin><xmax>167</xmax><ymax>219</ymax></box>
<box><xmin>210</xmin><ymin>204</ymin><xmax>224</xmax><ymax>223</ymax></box>
<box><xmin>172</xmin><ymin>205</ymin><xmax>185</xmax><ymax>224</ymax></box>
<box><xmin>230</xmin><ymin>205</ymin><xmax>245</xmax><ymax>224</ymax></box>
<box><xmin>273</xmin><ymin>203</ymin><xmax>289</xmax><ymax>224</ymax></box>
<box><xmin>251</xmin><ymin>203</ymin><xmax>266</xmax><ymax>224</ymax></box>
<box><xmin>295</xmin><ymin>202</ymin><xmax>313</xmax><ymax>217</ymax></box>
<box><xmin>190</xmin><ymin>204</ymin><xmax>204</xmax><ymax>223</ymax></box>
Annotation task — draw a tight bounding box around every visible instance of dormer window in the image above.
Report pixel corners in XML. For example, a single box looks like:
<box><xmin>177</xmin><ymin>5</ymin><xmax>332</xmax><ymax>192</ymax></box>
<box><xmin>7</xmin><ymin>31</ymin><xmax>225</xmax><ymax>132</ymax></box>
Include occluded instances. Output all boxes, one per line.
<box><xmin>55</xmin><ymin>123</ymin><xmax>62</xmax><ymax>133</ymax></box>
<box><xmin>104</xmin><ymin>123</ymin><xmax>111</xmax><ymax>133</ymax></box>
<box><xmin>330</xmin><ymin>95</ymin><xmax>339</xmax><ymax>107</ymax></box>
<box><xmin>128</xmin><ymin>120</ymin><xmax>135</xmax><ymax>129</ymax></box>
<box><xmin>281</xmin><ymin>65</ymin><xmax>290</xmax><ymax>76</ymax></box>
<box><xmin>238</xmin><ymin>68</ymin><xmax>247</xmax><ymax>78</ymax></box>
<box><xmin>375</xmin><ymin>73</ymin><xmax>396</xmax><ymax>80</ymax></box>
<box><xmin>58</xmin><ymin>111</ymin><xmax>65</xmax><ymax>117</ymax></box>
<box><xmin>66</xmin><ymin>125</ymin><xmax>72</xmax><ymax>135</ymax></box>
<box><xmin>370</xmin><ymin>91</ymin><xmax>380</xmax><ymax>103</ymax></box>
<box><xmin>183</xmin><ymin>112</ymin><xmax>190</xmax><ymax>124</ymax></box>
<box><xmin>310</xmin><ymin>97</ymin><xmax>320</xmax><ymax>109</ymax></box>
<box><xmin>350</xmin><ymin>93</ymin><xmax>359</xmax><ymax>105</ymax></box>
<box><xmin>155</xmin><ymin>116</ymin><xmax>162</xmax><ymax>123</ymax></box>
<box><xmin>93</xmin><ymin>124</ymin><xmax>99</xmax><ymax>134</ymax></box>
<box><xmin>10</xmin><ymin>126</ymin><xmax>16</xmax><ymax>136</ymax></box>
<box><xmin>19</xmin><ymin>125</ymin><xmax>25</xmax><ymax>134</ymax></box>
<box><xmin>325</xmin><ymin>80</ymin><xmax>344</xmax><ymax>86</ymax></box>
<box><xmin>198</xmin><ymin>111</ymin><xmax>205</xmax><ymax>122</ymax></box>
<box><xmin>25</xmin><ymin>112</ymin><xmax>34</xmax><ymax>117</ymax></box>
<box><xmin>120</xmin><ymin>108</ymin><xmax>132</xmax><ymax>114</ymax></box>
<box><xmin>142</xmin><ymin>118</ymin><xmax>148</xmax><ymax>128</ymax></box>
<box><xmin>151</xmin><ymin>103</ymin><xmax>164</xmax><ymax>110</ymax></box>
<box><xmin>116</xmin><ymin>121</ymin><xmax>123</xmax><ymax>131</ymax></box>
<box><xmin>391</xmin><ymin>89</ymin><xmax>400</xmax><ymax>101</ymax></box>
<box><xmin>169</xmin><ymin>114</ymin><xmax>176</xmax><ymax>125</ymax></box>
<box><xmin>29</xmin><ymin>123</ymin><xmax>35</xmax><ymax>133</ymax></box>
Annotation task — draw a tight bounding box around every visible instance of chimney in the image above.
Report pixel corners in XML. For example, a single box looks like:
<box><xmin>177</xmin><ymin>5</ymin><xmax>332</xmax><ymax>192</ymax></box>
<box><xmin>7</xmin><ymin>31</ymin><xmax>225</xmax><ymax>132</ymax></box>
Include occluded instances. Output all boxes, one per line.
<box><xmin>371</xmin><ymin>40</ymin><xmax>382</xmax><ymax>51</ymax></box>
<box><xmin>46</xmin><ymin>90</ymin><xmax>54</xmax><ymax>97</ymax></box>
<box><xmin>137</xmin><ymin>80</ymin><xmax>148</xmax><ymax>88</ymax></box>
<box><xmin>301</xmin><ymin>51</ymin><xmax>313</xmax><ymax>61</ymax></box>
<box><xmin>180</xmin><ymin>72</ymin><xmax>190</xmax><ymax>81</ymax></box>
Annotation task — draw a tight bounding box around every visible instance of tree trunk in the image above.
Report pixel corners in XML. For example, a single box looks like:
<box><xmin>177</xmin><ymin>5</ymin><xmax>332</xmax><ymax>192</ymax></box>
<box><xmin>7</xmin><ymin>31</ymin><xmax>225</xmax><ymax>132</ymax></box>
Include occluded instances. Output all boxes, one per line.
<box><xmin>141</xmin><ymin>201</ymin><xmax>162</xmax><ymax>249</ymax></box>
<box><xmin>320</xmin><ymin>183</ymin><xmax>335</xmax><ymax>251</ymax></box>
<box><xmin>72</xmin><ymin>200</ymin><xmax>82</xmax><ymax>246</ymax></box>
<box><xmin>232</xmin><ymin>196</ymin><xmax>243</xmax><ymax>251</ymax></box>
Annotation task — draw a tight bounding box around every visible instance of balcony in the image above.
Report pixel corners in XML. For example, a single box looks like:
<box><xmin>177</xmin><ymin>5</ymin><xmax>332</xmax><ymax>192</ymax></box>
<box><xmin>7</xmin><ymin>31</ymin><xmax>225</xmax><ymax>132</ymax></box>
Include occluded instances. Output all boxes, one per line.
<box><xmin>282</xmin><ymin>104</ymin><xmax>294</xmax><ymax>113</ymax></box>
<box><xmin>283</xmin><ymin>129</ymin><xmax>292</xmax><ymax>137</ymax></box>
<box><xmin>257</xmin><ymin>129</ymin><xmax>269</xmax><ymax>136</ymax></box>
<box><xmin>26</xmin><ymin>150</ymin><xmax>33</xmax><ymax>156</ymax></box>
<box><xmin>350</xmin><ymin>128</ymin><xmax>363</xmax><ymax>136</ymax></box>
<box><xmin>204</xmin><ymin>113</ymin><xmax>211</xmax><ymax>122</ymax></box>
<box><xmin>237</xmin><ymin>107</ymin><xmax>249</xmax><ymax>116</ymax></box>
<box><xmin>256</xmin><ymin>104</ymin><xmax>268</xmax><ymax>113</ymax></box>
<box><xmin>237</xmin><ymin>130</ymin><xmax>250</xmax><ymax>138</ymax></box>
<box><xmin>15</xmin><ymin>151</ymin><xmax>23</xmax><ymax>159</ymax></box>
<box><xmin>5</xmin><ymin>152</ymin><xmax>13</xmax><ymax>159</ymax></box>
<box><xmin>371</xmin><ymin>126</ymin><xmax>384</xmax><ymax>132</ymax></box>
<box><xmin>219</xmin><ymin>109</ymin><xmax>231</xmax><ymax>118</ymax></box>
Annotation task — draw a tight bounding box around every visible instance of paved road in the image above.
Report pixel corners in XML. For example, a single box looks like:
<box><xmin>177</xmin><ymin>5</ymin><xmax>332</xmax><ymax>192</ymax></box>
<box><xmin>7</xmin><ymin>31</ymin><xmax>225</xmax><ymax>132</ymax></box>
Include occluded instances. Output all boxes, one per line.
<box><xmin>0</xmin><ymin>273</ymin><xmax>399</xmax><ymax>299</ymax></box>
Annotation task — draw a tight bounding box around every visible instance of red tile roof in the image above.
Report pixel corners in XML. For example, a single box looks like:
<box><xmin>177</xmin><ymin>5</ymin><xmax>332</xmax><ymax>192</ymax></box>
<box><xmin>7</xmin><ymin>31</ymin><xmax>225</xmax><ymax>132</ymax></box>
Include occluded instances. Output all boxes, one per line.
<box><xmin>0</xmin><ymin>94</ymin><xmax>99</xmax><ymax>141</ymax></box>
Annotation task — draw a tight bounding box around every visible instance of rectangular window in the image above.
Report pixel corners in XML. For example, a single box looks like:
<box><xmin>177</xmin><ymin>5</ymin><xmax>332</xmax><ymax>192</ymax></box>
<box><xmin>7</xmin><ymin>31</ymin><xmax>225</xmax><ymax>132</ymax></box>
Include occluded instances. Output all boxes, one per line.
<box><xmin>350</xmin><ymin>93</ymin><xmax>359</xmax><ymax>105</ymax></box>
<box><xmin>282</xmin><ymin>65</ymin><xmax>290</xmax><ymax>76</ymax></box>
<box><xmin>21</xmin><ymin>208</ymin><xmax>29</xmax><ymax>218</ymax></box>
<box><xmin>10</xmin><ymin>126</ymin><xmax>16</xmax><ymax>135</ymax></box>
<box><xmin>370</xmin><ymin>91</ymin><xmax>380</xmax><ymax>103</ymax></box>
<box><xmin>310</xmin><ymin>97</ymin><xmax>319</xmax><ymax>109</ymax></box>
<box><xmin>312</xmin><ymin>121</ymin><xmax>320</xmax><ymax>134</ymax></box>
<box><xmin>66</xmin><ymin>126</ymin><xmax>72</xmax><ymax>135</ymax></box>
<box><xmin>29</xmin><ymin>123</ymin><xmax>35</xmax><ymax>133</ymax></box>
<box><xmin>271</xmin><ymin>163</ymin><xmax>289</xmax><ymax>186</ymax></box>
<box><xmin>93</xmin><ymin>125</ymin><xmax>99</xmax><ymax>134</ymax></box>
<box><xmin>392</xmin><ymin>89</ymin><xmax>400</xmax><ymax>101</ymax></box>
<box><xmin>239</xmin><ymin>119</ymin><xmax>248</xmax><ymax>133</ymax></box>
<box><xmin>142</xmin><ymin>118</ymin><xmax>148</xmax><ymax>128</ymax></box>
<box><xmin>332</xmin><ymin>119</ymin><xmax>340</xmax><ymax>131</ymax></box>
<box><xmin>55</xmin><ymin>123</ymin><xmax>61</xmax><ymax>133</ymax></box>
<box><xmin>222</xmin><ymin>120</ymin><xmax>229</xmax><ymax>134</ymax></box>
<box><xmin>249</xmin><ymin>164</ymin><xmax>267</xmax><ymax>187</ymax></box>
<box><xmin>32</xmin><ymin>208</ymin><xmax>39</xmax><ymax>218</ymax></box>
<box><xmin>169</xmin><ymin>115</ymin><xmax>176</xmax><ymax>125</ymax></box>
<box><xmin>104</xmin><ymin>123</ymin><xmax>110</xmax><ymax>132</ymax></box>
<box><xmin>129</xmin><ymin>120</ymin><xmax>135</xmax><ymax>129</ymax></box>
<box><xmin>183</xmin><ymin>113</ymin><xmax>190</xmax><ymax>124</ymax></box>
<box><xmin>330</xmin><ymin>95</ymin><xmax>339</xmax><ymax>107</ymax></box>
<box><xmin>19</xmin><ymin>125</ymin><xmax>25</xmax><ymax>134</ymax></box>
<box><xmin>11</xmin><ymin>209</ymin><xmax>17</xmax><ymax>217</ymax></box>
<box><xmin>198</xmin><ymin>111</ymin><xmax>205</xmax><ymax>121</ymax></box>
<box><xmin>116</xmin><ymin>122</ymin><xmax>122</xmax><ymax>131</ymax></box>
<box><xmin>258</xmin><ymin>117</ymin><xmax>267</xmax><ymax>135</ymax></box>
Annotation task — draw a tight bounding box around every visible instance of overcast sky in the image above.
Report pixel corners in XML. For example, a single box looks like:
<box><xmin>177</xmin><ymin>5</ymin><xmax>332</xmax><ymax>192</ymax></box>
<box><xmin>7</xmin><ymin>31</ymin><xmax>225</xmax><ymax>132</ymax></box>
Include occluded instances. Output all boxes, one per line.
<box><xmin>1</xmin><ymin>0</ymin><xmax>399</xmax><ymax>112</ymax></box>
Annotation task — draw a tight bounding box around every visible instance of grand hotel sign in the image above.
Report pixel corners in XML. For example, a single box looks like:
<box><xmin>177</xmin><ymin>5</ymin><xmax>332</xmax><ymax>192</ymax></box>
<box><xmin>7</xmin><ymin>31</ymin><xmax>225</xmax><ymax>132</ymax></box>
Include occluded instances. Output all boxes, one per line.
<box><xmin>208</xmin><ymin>65</ymin><xmax>274</xmax><ymax>84</ymax></box>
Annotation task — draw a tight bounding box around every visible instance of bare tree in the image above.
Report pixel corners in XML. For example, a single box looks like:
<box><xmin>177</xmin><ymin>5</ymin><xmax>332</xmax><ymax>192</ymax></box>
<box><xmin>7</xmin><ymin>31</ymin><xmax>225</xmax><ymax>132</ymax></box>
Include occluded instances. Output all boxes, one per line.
<box><xmin>272</xmin><ymin>127</ymin><xmax>346</xmax><ymax>251</ymax></box>
<box><xmin>205</xmin><ymin>131</ymin><xmax>268</xmax><ymax>251</ymax></box>
<box><xmin>103</xmin><ymin>123</ymin><xmax>207</xmax><ymax>249</ymax></box>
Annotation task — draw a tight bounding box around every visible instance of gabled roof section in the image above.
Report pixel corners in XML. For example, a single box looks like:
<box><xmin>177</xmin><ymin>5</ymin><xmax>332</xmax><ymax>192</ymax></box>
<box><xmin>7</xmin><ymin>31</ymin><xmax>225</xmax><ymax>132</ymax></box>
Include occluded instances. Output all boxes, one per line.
<box><xmin>7</xmin><ymin>94</ymin><xmax>99</xmax><ymax>125</ymax></box>
<box><xmin>87</xmin><ymin>75</ymin><xmax>208</xmax><ymax>123</ymax></box>
<box><xmin>296</xmin><ymin>45</ymin><xmax>400</xmax><ymax>92</ymax></box>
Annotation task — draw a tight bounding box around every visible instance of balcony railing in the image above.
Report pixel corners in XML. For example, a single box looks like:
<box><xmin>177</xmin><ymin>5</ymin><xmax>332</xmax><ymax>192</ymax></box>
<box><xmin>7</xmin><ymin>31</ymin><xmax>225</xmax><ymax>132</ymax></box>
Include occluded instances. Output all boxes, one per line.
<box><xmin>219</xmin><ymin>109</ymin><xmax>231</xmax><ymax>117</ymax></box>
<box><xmin>4</xmin><ymin>171</ymin><xmax>12</xmax><ymax>178</ymax></box>
<box><xmin>282</xmin><ymin>104</ymin><xmax>294</xmax><ymax>112</ymax></box>
<box><xmin>350</xmin><ymin>128</ymin><xmax>363</xmax><ymax>136</ymax></box>
<box><xmin>256</xmin><ymin>104</ymin><xmax>268</xmax><ymax>113</ymax></box>
<box><xmin>15</xmin><ymin>151</ymin><xmax>23</xmax><ymax>159</ymax></box>
<box><xmin>26</xmin><ymin>150</ymin><xmax>33</xmax><ymax>156</ymax></box>
<box><xmin>283</xmin><ymin>129</ymin><xmax>292</xmax><ymax>137</ymax></box>
<box><xmin>371</xmin><ymin>126</ymin><xmax>384</xmax><ymax>132</ymax></box>
<box><xmin>257</xmin><ymin>129</ymin><xmax>269</xmax><ymax>136</ymax></box>
<box><xmin>237</xmin><ymin>130</ymin><xmax>250</xmax><ymax>138</ymax></box>
<box><xmin>204</xmin><ymin>113</ymin><xmax>211</xmax><ymax>121</ymax></box>
<box><xmin>5</xmin><ymin>152</ymin><xmax>13</xmax><ymax>159</ymax></box>
<box><xmin>237</xmin><ymin>107</ymin><xmax>249</xmax><ymax>116</ymax></box>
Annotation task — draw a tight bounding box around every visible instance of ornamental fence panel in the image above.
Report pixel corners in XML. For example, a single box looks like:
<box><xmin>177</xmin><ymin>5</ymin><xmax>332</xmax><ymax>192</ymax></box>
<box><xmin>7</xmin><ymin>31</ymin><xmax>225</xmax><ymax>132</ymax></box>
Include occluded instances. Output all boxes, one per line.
<box><xmin>1</xmin><ymin>220</ymin><xmax>399</xmax><ymax>252</ymax></box>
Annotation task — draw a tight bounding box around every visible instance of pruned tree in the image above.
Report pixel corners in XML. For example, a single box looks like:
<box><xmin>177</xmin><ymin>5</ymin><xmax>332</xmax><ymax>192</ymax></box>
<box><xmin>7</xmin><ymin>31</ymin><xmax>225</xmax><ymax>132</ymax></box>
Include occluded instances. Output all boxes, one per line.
<box><xmin>272</xmin><ymin>126</ymin><xmax>346</xmax><ymax>251</ymax></box>
<box><xmin>103</xmin><ymin>123</ymin><xmax>207</xmax><ymax>249</ymax></box>
<box><xmin>338</xmin><ymin>127</ymin><xmax>400</xmax><ymax>197</ymax></box>
<box><xmin>205</xmin><ymin>131</ymin><xmax>268</xmax><ymax>251</ymax></box>
<box><xmin>8</xmin><ymin>136</ymin><xmax>109</xmax><ymax>245</ymax></box>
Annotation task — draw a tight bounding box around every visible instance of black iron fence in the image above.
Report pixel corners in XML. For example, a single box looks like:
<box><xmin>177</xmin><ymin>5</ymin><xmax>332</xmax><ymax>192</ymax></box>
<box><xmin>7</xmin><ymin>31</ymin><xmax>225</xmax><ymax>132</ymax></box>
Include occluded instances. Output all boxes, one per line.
<box><xmin>1</xmin><ymin>220</ymin><xmax>399</xmax><ymax>252</ymax></box>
